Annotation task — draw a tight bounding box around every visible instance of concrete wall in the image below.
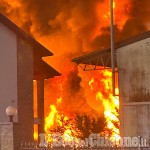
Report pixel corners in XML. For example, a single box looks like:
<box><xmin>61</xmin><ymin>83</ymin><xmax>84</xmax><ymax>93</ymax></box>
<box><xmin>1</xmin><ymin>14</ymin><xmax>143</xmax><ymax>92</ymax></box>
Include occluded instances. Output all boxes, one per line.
<box><xmin>0</xmin><ymin>122</ymin><xmax>21</xmax><ymax>150</ymax></box>
<box><xmin>0</xmin><ymin>22</ymin><xmax>18</xmax><ymax>122</ymax></box>
<box><xmin>0</xmin><ymin>123</ymin><xmax>14</xmax><ymax>150</ymax></box>
<box><xmin>117</xmin><ymin>37</ymin><xmax>150</xmax><ymax>144</ymax></box>
<box><xmin>117</xmin><ymin>37</ymin><xmax>150</xmax><ymax>102</ymax></box>
<box><xmin>122</xmin><ymin>103</ymin><xmax>150</xmax><ymax>144</ymax></box>
<box><xmin>0</xmin><ymin>22</ymin><xmax>34</xmax><ymax>141</ymax></box>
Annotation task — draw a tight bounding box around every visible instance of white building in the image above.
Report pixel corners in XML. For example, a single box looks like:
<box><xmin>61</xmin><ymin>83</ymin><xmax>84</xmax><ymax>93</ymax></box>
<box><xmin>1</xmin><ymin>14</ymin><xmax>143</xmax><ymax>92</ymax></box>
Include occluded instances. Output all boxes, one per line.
<box><xmin>73</xmin><ymin>31</ymin><xmax>150</xmax><ymax>145</ymax></box>
<box><xmin>0</xmin><ymin>13</ymin><xmax>60</xmax><ymax>143</ymax></box>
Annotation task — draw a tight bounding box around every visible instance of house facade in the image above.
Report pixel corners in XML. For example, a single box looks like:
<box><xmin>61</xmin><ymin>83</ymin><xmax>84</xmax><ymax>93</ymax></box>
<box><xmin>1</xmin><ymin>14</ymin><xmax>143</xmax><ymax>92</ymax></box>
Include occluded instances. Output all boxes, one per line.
<box><xmin>117</xmin><ymin>35</ymin><xmax>150</xmax><ymax>144</ymax></box>
<box><xmin>0</xmin><ymin>13</ymin><xmax>60</xmax><ymax>143</ymax></box>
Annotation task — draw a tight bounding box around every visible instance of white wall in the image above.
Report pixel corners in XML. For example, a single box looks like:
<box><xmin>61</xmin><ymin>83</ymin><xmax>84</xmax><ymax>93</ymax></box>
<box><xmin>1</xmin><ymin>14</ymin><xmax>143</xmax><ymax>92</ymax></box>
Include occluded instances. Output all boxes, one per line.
<box><xmin>0</xmin><ymin>22</ymin><xmax>18</xmax><ymax>122</ymax></box>
<box><xmin>117</xmin><ymin>37</ymin><xmax>150</xmax><ymax>102</ymax></box>
<box><xmin>117</xmin><ymin>37</ymin><xmax>150</xmax><ymax>144</ymax></box>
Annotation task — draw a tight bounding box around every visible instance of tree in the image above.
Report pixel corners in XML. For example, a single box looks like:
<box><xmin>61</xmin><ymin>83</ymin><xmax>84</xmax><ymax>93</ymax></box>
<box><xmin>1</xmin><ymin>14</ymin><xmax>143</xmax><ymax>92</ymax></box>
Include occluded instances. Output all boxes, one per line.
<box><xmin>47</xmin><ymin>113</ymin><xmax>106</xmax><ymax>140</ymax></box>
<box><xmin>91</xmin><ymin>115</ymin><xmax>106</xmax><ymax>133</ymax></box>
<box><xmin>75</xmin><ymin>113</ymin><xmax>106</xmax><ymax>139</ymax></box>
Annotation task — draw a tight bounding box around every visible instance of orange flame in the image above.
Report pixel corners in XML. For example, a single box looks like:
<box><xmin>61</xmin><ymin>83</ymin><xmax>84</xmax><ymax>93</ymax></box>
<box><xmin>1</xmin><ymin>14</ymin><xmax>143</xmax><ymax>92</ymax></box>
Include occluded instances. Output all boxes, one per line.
<box><xmin>45</xmin><ymin>105</ymin><xmax>58</xmax><ymax>133</ymax></box>
<box><xmin>44</xmin><ymin>69</ymin><xmax>119</xmax><ymax>143</ymax></box>
<box><xmin>95</xmin><ymin>0</ymin><xmax>130</xmax><ymax>35</ymax></box>
<box><xmin>0</xmin><ymin>0</ymin><xmax>133</xmax><ymax>141</ymax></box>
<box><xmin>94</xmin><ymin>70</ymin><xmax>119</xmax><ymax>138</ymax></box>
<box><xmin>44</xmin><ymin>97</ymin><xmax>77</xmax><ymax>142</ymax></box>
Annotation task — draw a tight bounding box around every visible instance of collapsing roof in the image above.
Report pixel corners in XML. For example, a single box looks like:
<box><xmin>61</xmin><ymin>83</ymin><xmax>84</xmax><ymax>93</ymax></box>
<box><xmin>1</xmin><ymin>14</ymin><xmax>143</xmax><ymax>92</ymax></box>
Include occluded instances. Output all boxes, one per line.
<box><xmin>72</xmin><ymin>31</ymin><xmax>150</xmax><ymax>68</ymax></box>
<box><xmin>0</xmin><ymin>13</ymin><xmax>60</xmax><ymax>79</ymax></box>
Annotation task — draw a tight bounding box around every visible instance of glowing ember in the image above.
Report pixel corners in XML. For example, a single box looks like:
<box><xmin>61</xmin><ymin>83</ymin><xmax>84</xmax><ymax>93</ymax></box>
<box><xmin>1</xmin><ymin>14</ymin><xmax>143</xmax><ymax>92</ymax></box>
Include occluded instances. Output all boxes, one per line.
<box><xmin>34</xmin><ymin>125</ymin><xmax>38</xmax><ymax>140</ymax></box>
<box><xmin>89</xmin><ymin>78</ymin><xmax>94</xmax><ymax>90</ymax></box>
<box><xmin>113</xmin><ymin>1</ymin><xmax>116</xmax><ymax>9</ymax></box>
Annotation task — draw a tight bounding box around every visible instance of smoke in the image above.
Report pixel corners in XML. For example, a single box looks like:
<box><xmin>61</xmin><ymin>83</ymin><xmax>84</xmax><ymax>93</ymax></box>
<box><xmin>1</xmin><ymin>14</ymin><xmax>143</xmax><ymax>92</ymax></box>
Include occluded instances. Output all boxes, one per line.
<box><xmin>0</xmin><ymin>0</ymin><xmax>150</xmax><ymax>116</ymax></box>
<box><xmin>120</xmin><ymin>0</ymin><xmax>150</xmax><ymax>39</ymax></box>
<box><xmin>44</xmin><ymin>66</ymin><xmax>97</xmax><ymax>116</ymax></box>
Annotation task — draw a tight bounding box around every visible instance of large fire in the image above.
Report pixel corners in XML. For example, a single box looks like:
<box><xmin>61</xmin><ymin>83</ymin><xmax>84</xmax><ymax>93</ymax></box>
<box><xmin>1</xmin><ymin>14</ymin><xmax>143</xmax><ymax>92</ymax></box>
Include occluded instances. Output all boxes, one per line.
<box><xmin>44</xmin><ymin>69</ymin><xmax>119</xmax><ymax>143</ymax></box>
<box><xmin>96</xmin><ymin>70</ymin><xmax>119</xmax><ymax>138</ymax></box>
<box><xmin>1</xmin><ymin>0</ymin><xmax>149</xmax><ymax>144</ymax></box>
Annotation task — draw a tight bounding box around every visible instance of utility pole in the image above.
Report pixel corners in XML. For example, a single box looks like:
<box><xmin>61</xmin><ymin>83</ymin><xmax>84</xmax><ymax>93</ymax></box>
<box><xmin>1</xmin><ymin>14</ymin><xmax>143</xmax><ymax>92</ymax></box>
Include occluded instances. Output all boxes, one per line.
<box><xmin>110</xmin><ymin>0</ymin><xmax>116</xmax><ymax>96</ymax></box>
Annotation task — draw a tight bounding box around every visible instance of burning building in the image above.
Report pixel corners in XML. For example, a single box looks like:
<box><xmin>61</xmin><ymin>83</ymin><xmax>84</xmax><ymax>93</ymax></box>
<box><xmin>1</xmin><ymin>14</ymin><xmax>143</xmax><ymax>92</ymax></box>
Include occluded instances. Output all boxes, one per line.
<box><xmin>72</xmin><ymin>30</ymin><xmax>150</xmax><ymax>145</ymax></box>
<box><xmin>0</xmin><ymin>13</ymin><xmax>60</xmax><ymax>144</ymax></box>
<box><xmin>0</xmin><ymin>0</ymin><xmax>150</xmax><ymax>146</ymax></box>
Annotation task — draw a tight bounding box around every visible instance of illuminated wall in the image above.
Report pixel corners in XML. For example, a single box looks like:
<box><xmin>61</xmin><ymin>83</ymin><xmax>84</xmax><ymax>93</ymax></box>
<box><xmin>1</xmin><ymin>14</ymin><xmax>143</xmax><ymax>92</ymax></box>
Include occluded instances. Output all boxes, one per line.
<box><xmin>117</xmin><ymin>37</ymin><xmax>150</xmax><ymax>144</ymax></box>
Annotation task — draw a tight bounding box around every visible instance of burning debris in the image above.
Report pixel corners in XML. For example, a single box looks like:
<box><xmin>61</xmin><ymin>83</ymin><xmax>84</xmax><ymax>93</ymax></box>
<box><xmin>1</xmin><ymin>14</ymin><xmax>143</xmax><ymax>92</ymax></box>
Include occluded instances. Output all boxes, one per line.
<box><xmin>45</xmin><ymin>106</ymin><xmax>106</xmax><ymax>140</ymax></box>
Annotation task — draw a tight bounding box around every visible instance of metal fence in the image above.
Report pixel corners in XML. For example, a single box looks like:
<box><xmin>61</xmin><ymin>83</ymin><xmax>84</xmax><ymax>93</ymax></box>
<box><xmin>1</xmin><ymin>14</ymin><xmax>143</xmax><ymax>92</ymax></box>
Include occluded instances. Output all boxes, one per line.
<box><xmin>19</xmin><ymin>148</ymin><xmax>150</xmax><ymax>150</ymax></box>
<box><xmin>19</xmin><ymin>139</ymin><xmax>150</xmax><ymax>150</ymax></box>
<box><xmin>20</xmin><ymin>145</ymin><xmax>150</xmax><ymax>150</ymax></box>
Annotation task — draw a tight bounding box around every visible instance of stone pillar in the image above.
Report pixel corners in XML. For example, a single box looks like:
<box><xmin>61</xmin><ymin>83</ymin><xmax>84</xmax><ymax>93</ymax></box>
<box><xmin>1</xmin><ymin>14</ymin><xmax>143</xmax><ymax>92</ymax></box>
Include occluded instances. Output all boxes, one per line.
<box><xmin>17</xmin><ymin>37</ymin><xmax>34</xmax><ymax>142</ymax></box>
<box><xmin>0</xmin><ymin>122</ymin><xmax>20</xmax><ymax>150</ymax></box>
<box><xmin>37</xmin><ymin>80</ymin><xmax>45</xmax><ymax>134</ymax></box>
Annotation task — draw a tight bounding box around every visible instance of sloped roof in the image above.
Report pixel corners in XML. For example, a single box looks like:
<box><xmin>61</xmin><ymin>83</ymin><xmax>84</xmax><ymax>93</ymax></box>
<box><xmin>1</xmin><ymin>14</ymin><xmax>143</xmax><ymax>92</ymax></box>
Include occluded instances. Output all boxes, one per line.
<box><xmin>0</xmin><ymin>13</ymin><xmax>61</xmax><ymax>79</ymax></box>
<box><xmin>72</xmin><ymin>31</ymin><xmax>150</xmax><ymax>67</ymax></box>
<box><xmin>0</xmin><ymin>13</ymin><xmax>52</xmax><ymax>57</ymax></box>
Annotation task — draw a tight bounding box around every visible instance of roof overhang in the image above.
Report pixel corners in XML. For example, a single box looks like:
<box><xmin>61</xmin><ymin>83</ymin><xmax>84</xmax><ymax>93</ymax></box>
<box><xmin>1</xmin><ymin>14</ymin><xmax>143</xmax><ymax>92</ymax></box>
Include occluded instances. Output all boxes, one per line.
<box><xmin>72</xmin><ymin>31</ymin><xmax>150</xmax><ymax>69</ymax></box>
<box><xmin>34</xmin><ymin>59</ymin><xmax>61</xmax><ymax>80</ymax></box>
<box><xmin>0</xmin><ymin>13</ymin><xmax>61</xmax><ymax>79</ymax></box>
<box><xmin>72</xmin><ymin>48</ymin><xmax>113</xmax><ymax>69</ymax></box>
